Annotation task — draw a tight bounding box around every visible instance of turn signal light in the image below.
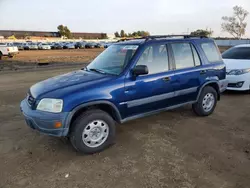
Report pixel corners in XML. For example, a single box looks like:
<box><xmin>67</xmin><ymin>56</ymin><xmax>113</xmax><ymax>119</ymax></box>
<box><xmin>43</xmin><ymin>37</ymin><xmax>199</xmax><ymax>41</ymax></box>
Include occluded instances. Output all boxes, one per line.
<box><xmin>54</xmin><ymin>122</ymin><xmax>62</xmax><ymax>128</ymax></box>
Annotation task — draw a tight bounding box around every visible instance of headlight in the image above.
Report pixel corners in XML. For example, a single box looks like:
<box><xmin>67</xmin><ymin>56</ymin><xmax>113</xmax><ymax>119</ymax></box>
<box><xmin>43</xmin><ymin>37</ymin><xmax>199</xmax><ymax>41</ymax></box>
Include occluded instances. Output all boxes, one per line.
<box><xmin>37</xmin><ymin>98</ymin><xmax>63</xmax><ymax>113</ymax></box>
<box><xmin>227</xmin><ymin>69</ymin><xmax>250</xmax><ymax>75</ymax></box>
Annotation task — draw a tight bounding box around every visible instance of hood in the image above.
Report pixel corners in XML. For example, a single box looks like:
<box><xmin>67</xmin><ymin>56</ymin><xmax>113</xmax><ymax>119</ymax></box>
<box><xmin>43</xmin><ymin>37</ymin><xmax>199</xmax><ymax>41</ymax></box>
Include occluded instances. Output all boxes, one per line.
<box><xmin>30</xmin><ymin>70</ymin><xmax>113</xmax><ymax>98</ymax></box>
<box><xmin>223</xmin><ymin>59</ymin><xmax>250</xmax><ymax>71</ymax></box>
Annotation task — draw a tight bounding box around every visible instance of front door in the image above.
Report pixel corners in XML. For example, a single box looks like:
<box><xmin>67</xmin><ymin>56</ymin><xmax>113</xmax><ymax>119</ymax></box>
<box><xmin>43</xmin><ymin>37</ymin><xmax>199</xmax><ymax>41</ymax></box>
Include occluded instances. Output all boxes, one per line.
<box><xmin>123</xmin><ymin>43</ymin><xmax>177</xmax><ymax>118</ymax></box>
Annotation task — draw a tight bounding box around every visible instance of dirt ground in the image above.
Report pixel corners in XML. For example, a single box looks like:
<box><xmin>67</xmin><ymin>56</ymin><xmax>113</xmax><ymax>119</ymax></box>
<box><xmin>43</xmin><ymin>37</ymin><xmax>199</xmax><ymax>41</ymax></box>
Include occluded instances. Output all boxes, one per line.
<box><xmin>0</xmin><ymin>67</ymin><xmax>250</xmax><ymax>188</ymax></box>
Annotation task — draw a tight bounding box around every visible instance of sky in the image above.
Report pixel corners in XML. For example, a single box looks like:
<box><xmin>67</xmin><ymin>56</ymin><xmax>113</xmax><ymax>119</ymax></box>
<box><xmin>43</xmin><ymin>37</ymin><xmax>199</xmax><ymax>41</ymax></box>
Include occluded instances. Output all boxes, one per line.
<box><xmin>0</xmin><ymin>0</ymin><xmax>250</xmax><ymax>37</ymax></box>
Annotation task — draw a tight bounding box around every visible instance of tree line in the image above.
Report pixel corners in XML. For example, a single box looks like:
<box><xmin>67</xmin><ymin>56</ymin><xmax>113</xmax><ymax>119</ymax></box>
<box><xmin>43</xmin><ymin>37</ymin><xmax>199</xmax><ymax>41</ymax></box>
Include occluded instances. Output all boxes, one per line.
<box><xmin>114</xmin><ymin>30</ymin><xmax>150</xmax><ymax>38</ymax></box>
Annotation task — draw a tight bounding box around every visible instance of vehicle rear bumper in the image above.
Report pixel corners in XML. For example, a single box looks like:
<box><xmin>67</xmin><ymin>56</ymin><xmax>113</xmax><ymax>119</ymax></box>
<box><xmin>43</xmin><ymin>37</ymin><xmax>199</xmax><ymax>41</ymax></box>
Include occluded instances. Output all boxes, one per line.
<box><xmin>20</xmin><ymin>100</ymin><xmax>70</xmax><ymax>137</ymax></box>
<box><xmin>219</xmin><ymin>79</ymin><xmax>229</xmax><ymax>93</ymax></box>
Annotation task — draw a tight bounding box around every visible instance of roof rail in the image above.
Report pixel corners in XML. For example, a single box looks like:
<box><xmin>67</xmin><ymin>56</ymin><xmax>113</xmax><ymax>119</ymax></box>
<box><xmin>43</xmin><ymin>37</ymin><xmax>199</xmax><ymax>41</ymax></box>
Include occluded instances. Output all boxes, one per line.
<box><xmin>144</xmin><ymin>35</ymin><xmax>208</xmax><ymax>41</ymax></box>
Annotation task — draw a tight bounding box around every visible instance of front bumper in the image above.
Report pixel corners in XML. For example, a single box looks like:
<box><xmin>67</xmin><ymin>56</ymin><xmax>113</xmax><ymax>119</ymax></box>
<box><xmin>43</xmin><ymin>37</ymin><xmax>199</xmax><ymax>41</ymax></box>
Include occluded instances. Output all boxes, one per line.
<box><xmin>226</xmin><ymin>74</ymin><xmax>250</xmax><ymax>91</ymax></box>
<box><xmin>20</xmin><ymin>100</ymin><xmax>70</xmax><ymax>137</ymax></box>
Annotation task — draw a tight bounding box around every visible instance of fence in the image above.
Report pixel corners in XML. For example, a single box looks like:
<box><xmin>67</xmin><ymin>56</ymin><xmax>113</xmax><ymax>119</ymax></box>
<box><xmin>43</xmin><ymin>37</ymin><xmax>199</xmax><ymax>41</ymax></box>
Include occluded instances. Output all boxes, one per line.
<box><xmin>215</xmin><ymin>40</ymin><xmax>250</xmax><ymax>47</ymax></box>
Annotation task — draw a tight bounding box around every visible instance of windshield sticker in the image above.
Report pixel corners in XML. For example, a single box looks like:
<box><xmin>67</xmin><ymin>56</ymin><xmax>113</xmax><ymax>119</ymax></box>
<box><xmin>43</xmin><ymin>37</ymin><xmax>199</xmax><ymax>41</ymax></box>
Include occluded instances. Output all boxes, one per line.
<box><xmin>123</xmin><ymin>45</ymin><xmax>138</xmax><ymax>50</ymax></box>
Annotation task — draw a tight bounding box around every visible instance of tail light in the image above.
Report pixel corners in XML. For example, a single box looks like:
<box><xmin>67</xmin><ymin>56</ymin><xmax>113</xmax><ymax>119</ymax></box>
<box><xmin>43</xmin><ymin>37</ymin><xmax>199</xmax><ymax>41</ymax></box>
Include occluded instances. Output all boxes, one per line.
<box><xmin>7</xmin><ymin>48</ymin><xmax>9</xmax><ymax>51</ymax></box>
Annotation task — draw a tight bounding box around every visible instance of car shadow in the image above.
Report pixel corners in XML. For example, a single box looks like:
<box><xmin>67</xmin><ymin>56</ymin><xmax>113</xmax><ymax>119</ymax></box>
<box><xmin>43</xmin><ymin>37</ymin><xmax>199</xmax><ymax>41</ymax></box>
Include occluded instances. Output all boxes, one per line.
<box><xmin>223</xmin><ymin>90</ymin><xmax>249</xmax><ymax>96</ymax></box>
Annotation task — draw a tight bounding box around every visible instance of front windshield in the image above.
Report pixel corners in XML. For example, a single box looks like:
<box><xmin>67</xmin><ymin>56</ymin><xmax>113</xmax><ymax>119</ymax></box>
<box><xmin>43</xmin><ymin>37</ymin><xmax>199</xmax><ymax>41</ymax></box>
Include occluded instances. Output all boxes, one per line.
<box><xmin>222</xmin><ymin>47</ymin><xmax>250</xmax><ymax>60</ymax></box>
<box><xmin>87</xmin><ymin>44</ymin><xmax>138</xmax><ymax>75</ymax></box>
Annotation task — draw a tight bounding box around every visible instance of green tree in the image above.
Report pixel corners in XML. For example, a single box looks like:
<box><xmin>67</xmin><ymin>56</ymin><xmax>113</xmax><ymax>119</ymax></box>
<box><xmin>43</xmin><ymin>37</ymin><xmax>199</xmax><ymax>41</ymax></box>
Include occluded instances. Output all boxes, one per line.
<box><xmin>141</xmin><ymin>31</ymin><xmax>150</xmax><ymax>37</ymax></box>
<box><xmin>132</xmin><ymin>32</ymin><xmax>138</xmax><ymax>37</ymax></box>
<box><xmin>114</xmin><ymin>31</ymin><xmax>120</xmax><ymax>38</ymax></box>
<box><xmin>221</xmin><ymin>6</ymin><xmax>249</xmax><ymax>39</ymax></box>
<box><xmin>120</xmin><ymin>30</ymin><xmax>125</xmax><ymax>37</ymax></box>
<box><xmin>136</xmin><ymin>31</ymin><xmax>142</xmax><ymax>36</ymax></box>
<box><xmin>128</xmin><ymin>33</ymin><xmax>133</xmax><ymax>37</ymax></box>
<box><xmin>57</xmin><ymin>25</ymin><xmax>72</xmax><ymax>39</ymax></box>
<box><xmin>190</xmin><ymin>29</ymin><xmax>213</xmax><ymax>37</ymax></box>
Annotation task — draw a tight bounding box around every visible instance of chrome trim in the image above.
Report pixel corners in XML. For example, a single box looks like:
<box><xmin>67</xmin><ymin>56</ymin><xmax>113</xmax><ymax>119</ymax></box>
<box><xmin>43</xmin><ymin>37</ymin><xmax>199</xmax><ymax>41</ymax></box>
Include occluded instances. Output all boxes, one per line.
<box><xmin>123</xmin><ymin>86</ymin><xmax>198</xmax><ymax>108</ymax></box>
<box><xmin>127</xmin><ymin>92</ymin><xmax>175</xmax><ymax>108</ymax></box>
<box><xmin>174</xmin><ymin>87</ymin><xmax>198</xmax><ymax>97</ymax></box>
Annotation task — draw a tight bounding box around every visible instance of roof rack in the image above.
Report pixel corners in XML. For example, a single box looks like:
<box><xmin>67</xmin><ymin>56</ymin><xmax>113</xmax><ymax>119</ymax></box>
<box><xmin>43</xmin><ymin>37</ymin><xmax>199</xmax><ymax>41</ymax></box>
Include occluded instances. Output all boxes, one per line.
<box><xmin>144</xmin><ymin>35</ymin><xmax>208</xmax><ymax>41</ymax></box>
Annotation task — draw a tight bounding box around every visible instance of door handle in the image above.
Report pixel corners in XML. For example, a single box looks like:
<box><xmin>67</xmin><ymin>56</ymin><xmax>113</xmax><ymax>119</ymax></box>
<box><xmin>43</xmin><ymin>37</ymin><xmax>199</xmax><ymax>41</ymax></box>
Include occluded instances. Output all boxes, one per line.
<box><xmin>200</xmin><ymin>70</ymin><xmax>207</xmax><ymax>75</ymax></box>
<box><xmin>163</xmin><ymin>77</ymin><xmax>171</xmax><ymax>82</ymax></box>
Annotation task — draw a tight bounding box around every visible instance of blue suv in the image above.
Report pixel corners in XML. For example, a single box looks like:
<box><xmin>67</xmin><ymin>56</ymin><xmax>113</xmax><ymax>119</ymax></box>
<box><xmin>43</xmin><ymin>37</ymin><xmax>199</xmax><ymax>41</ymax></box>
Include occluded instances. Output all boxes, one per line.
<box><xmin>20</xmin><ymin>35</ymin><xmax>228</xmax><ymax>154</ymax></box>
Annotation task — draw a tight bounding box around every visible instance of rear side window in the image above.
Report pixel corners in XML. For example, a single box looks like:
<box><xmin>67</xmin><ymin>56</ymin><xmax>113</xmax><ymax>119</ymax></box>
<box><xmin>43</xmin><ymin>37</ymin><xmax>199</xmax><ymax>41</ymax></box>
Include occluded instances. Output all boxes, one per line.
<box><xmin>171</xmin><ymin>43</ymin><xmax>196</xmax><ymax>69</ymax></box>
<box><xmin>201</xmin><ymin>42</ymin><xmax>221</xmax><ymax>62</ymax></box>
<box><xmin>222</xmin><ymin>47</ymin><xmax>250</xmax><ymax>60</ymax></box>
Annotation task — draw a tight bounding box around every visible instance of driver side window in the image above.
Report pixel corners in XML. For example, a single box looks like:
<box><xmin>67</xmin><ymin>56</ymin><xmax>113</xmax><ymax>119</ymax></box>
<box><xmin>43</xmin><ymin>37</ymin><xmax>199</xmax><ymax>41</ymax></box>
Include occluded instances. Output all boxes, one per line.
<box><xmin>136</xmin><ymin>44</ymin><xmax>169</xmax><ymax>74</ymax></box>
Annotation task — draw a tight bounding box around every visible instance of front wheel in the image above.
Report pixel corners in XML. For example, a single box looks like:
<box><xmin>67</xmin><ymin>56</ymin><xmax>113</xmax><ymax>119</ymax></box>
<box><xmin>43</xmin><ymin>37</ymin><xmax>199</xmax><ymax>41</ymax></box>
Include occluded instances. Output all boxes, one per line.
<box><xmin>192</xmin><ymin>86</ymin><xmax>217</xmax><ymax>116</ymax></box>
<box><xmin>70</xmin><ymin>109</ymin><xmax>116</xmax><ymax>154</ymax></box>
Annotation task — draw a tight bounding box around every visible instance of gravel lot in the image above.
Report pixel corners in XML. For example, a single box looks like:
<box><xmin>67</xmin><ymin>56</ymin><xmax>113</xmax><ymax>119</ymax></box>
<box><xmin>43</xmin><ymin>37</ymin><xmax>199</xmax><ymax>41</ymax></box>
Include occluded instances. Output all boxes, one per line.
<box><xmin>0</xmin><ymin>67</ymin><xmax>250</xmax><ymax>188</ymax></box>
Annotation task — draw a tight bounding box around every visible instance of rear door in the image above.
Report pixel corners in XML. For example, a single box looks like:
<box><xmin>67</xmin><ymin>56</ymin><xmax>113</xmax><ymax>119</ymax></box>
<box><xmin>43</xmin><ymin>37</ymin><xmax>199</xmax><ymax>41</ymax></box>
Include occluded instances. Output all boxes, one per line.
<box><xmin>169</xmin><ymin>42</ymin><xmax>205</xmax><ymax>104</ymax></box>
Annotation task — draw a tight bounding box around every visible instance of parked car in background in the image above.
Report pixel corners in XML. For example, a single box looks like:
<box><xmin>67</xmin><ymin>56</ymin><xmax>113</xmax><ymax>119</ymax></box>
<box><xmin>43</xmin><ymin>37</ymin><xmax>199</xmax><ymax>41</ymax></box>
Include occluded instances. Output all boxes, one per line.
<box><xmin>0</xmin><ymin>43</ymin><xmax>19</xmax><ymax>59</ymax></box>
<box><xmin>85</xmin><ymin>42</ymin><xmax>96</xmax><ymax>48</ymax></box>
<box><xmin>20</xmin><ymin>35</ymin><xmax>227</xmax><ymax>154</ymax></box>
<box><xmin>50</xmin><ymin>43</ymin><xmax>57</xmax><ymax>49</ymax></box>
<box><xmin>222</xmin><ymin>44</ymin><xmax>250</xmax><ymax>91</ymax></box>
<box><xmin>13</xmin><ymin>42</ymin><xmax>24</xmax><ymax>50</ymax></box>
<box><xmin>75</xmin><ymin>41</ymin><xmax>86</xmax><ymax>49</ymax></box>
<box><xmin>102</xmin><ymin>42</ymin><xmax>110</xmax><ymax>48</ymax></box>
<box><xmin>51</xmin><ymin>43</ymin><xmax>64</xmax><ymax>49</ymax></box>
<box><xmin>38</xmin><ymin>43</ymin><xmax>51</xmax><ymax>50</ymax></box>
<box><xmin>47</xmin><ymin>42</ymin><xmax>53</xmax><ymax>47</ymax></box>
<box><xmin>29</xmin><ymin>43</ymin><xmax>39</xmax><ymax>50</ymax></box>
<box><xmin>23</xmin><ymin>43</ymin><xmax>31</xmax><ymax>50</ymax></box>
<box><xmin>6</xmin><ymin>42</ymin><xmax>14</xmax><ymax>46</ymax></box>
<box><xmin>95</xmin><ymin>42</ymin><xmax>105</xmax><ymax>48</ymax></box>
<box><xmin>104</xmin><ymin>42</ymin><xmax>114</xmax><ymax>48</ymax></box>
<box><xmin>63</xmin><ymin>43</ymin><xmax>75</xmax><ymax>49</ymax></box>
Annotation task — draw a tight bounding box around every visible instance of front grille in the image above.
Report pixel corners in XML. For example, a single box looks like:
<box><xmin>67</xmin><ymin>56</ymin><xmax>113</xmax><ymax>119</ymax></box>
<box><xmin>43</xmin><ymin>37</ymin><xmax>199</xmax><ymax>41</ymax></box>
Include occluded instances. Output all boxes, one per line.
<box><xmin>27</xmin><ymin>93</ymin><xmax>35</xmax><ymax>106</ymax></box>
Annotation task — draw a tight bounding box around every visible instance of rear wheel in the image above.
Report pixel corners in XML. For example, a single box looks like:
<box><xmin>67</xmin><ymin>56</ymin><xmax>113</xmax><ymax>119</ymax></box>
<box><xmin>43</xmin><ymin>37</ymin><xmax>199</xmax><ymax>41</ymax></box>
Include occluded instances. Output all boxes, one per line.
<box><xmin>70</xmin><ymin>109</ymin><xmax>116</xmax><ymax>154</ymax></box>
<box><xmin>0</xmin><ymin>52</ymin><xmax>2</xmax><ymax>60</ymax></box>
<box><xmin>192</xmin><ymin>86</ymin><xmax>217</xmax><ymax>116</ymax></box>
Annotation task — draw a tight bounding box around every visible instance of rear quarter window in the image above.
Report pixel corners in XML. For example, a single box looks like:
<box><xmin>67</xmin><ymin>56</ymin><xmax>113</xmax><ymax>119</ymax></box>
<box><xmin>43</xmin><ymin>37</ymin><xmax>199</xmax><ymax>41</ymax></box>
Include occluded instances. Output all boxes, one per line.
<box><xmin>201</xmin><ymin>42</ymin><xmax>221</xmax><ymax>62</ymax></box>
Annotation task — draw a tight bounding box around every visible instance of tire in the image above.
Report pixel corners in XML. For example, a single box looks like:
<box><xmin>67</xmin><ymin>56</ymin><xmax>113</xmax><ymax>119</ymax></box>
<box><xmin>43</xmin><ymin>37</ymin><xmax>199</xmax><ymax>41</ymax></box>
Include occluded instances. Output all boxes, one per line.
<box><xmin>70</xmin><ymin>109</ymin><xmax>116</xmax><ymax>154</ymax></box>
<box><xmin>0</xmin><ymin>52</ymin><xmax>2</xmax><ymax>60</ymax></box>
<box><xmin>192</xmin><ymin>86</ymin><xmax>217</xmax><ymax>116</ymax></box>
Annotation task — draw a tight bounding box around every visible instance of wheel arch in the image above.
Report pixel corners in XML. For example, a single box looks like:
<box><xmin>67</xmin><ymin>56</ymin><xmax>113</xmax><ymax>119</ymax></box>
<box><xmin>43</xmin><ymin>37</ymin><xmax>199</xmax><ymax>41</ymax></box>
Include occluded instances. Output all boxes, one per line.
<box><xmin>66</xmin><ymin>100</ymin><xmax>122</xmax><ymax>133</ymax></box>
<box><xmin>197</xmin><ymin>81</ymin><xmax>220</xmax><ymax>101</ymax></box>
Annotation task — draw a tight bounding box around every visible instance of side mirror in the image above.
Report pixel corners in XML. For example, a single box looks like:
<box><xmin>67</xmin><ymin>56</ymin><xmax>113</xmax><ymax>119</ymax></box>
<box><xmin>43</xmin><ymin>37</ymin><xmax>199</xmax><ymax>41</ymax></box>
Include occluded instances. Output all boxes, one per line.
<box><xmin>132</xmin><ymin>65</ymin><xmax>149</xmax><ymax>76</ymax></box>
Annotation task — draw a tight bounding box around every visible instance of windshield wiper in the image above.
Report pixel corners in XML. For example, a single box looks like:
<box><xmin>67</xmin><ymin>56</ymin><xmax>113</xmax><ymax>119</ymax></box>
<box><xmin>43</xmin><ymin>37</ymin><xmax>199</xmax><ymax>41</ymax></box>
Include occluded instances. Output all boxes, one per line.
<box><xmin>89</xmin><ymin>68</ymin><xmax>106</xmax><ymax>74</ymax></box>
<box><xmin>82</xmin><ymin>67</ymin><xmax>89</xmax><ymax>71</ymax></box>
